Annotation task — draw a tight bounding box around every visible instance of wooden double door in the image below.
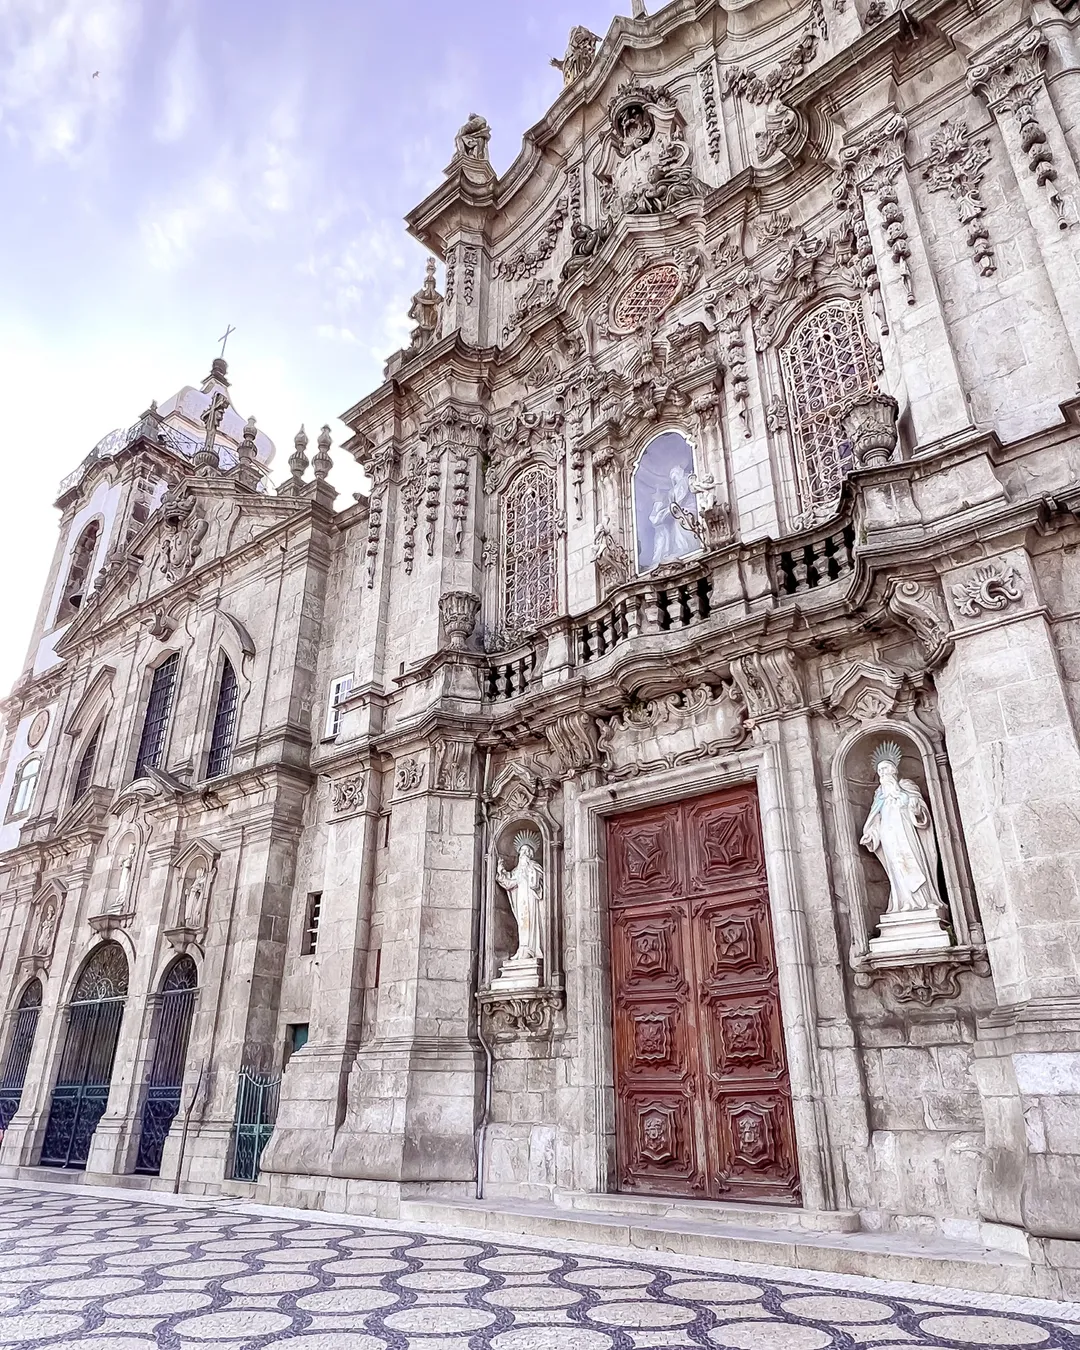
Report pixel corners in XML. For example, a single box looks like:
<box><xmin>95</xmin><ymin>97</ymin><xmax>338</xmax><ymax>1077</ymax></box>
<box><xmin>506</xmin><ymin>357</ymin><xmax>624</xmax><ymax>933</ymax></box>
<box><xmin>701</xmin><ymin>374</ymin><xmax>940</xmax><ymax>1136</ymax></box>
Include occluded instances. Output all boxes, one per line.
<box><xmin>607</xmin><ymin>784</ymin><xmax>801</xmax><ymax>1204</ymax></box>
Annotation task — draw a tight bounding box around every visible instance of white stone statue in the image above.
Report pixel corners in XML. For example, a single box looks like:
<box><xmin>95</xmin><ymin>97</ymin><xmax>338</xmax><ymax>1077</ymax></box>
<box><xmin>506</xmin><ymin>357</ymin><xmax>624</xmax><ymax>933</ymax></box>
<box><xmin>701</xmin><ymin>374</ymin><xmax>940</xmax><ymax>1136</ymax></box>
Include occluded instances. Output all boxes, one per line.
<box><xmin>34</xmin><ymin>902</ymin><xmax>56</xmax><ymax>956</ymax></box>
<box><xmin>860</xmin><ymin>742</ymin><xmax>950</xmax><ymax>953</ymax></box>
<box><xmin>496</xmin><ymin>831</ymin><xmax>544</xmax><ymax>964</ymax></box>
<box><xmin>181</xmin><ymin>865</ymin><xmax>207</xmax><ymax>927</ymax></box>
<box><xmin>647</xmin><ymin>464</ymin><xmax>701</xmax><ymax>566</ymax></box>
<box><xmin>114</xmin><ymin>841</ymin><xmax>137</xmax><ymax>913</ymax></box>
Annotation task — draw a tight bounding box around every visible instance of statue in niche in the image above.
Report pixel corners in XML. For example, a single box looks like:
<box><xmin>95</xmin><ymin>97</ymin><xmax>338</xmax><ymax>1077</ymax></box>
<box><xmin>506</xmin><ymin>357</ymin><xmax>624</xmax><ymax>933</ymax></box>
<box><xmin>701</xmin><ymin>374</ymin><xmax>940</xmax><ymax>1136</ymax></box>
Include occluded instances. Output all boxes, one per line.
<box><xmin>34</xmin><ymin>901</ymin><xmax>56</xmax><ymax>956</ymax></box>
<box><xmin>634</xmin><ymin>432</ymin><xmax>702</xmax><ymax>570</ymax></box>
<box><xmin>496</xmin><ymin>831</ymin><xmax>544</xmax><ymax>963</ymax></box>
<box><xmin>180</xmin><ymin>865</ymin><xmax>207</xmax><ymax>928</ymax></box>
<box><xmin>113</xmin><ymin>841</ymin><xmax>137</xmax><ymax>913</ymax></box>
<box><xmin>860</xmin><ymin>742</ymin><xmax>946</xmax><ymax>917</ymax></box>
<box><xmin>454</xmin><ymin>113</ymin><xmax>491</xmax><ymax>164</ymax></box>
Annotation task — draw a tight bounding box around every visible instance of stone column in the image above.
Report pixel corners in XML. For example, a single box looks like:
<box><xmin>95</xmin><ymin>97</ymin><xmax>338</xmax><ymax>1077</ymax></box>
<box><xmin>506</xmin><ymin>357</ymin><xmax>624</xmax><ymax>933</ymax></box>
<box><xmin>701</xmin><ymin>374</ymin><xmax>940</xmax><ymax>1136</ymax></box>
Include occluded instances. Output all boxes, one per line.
<box><xmin>326</xmin><ymin>753</ymin><xmax>483</xmax><ymax>1215</ymax></box>
<box><xmin>840</xmin><ymin>112</ymin><xmax>973</xmax><ymax>444</ymax></box>
<box><xmin>968</xmin><ymin>27</ymin><xmax>1080</xmax><ymax>365</ymax></box>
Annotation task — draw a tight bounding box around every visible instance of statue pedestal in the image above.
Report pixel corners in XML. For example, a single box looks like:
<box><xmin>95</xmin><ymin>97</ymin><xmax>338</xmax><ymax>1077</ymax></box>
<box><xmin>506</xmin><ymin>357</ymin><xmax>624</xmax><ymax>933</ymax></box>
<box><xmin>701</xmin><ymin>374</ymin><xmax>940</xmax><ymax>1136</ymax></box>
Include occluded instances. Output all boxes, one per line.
<box><xmin>869</xmin><ymin>907</ymin><xmax>952</xmax><ymax>956</ymax></box>
<box><xmin>490</xmin><ymin>956</ymin><xmax>543</xmax><ymax>992</ymax></box>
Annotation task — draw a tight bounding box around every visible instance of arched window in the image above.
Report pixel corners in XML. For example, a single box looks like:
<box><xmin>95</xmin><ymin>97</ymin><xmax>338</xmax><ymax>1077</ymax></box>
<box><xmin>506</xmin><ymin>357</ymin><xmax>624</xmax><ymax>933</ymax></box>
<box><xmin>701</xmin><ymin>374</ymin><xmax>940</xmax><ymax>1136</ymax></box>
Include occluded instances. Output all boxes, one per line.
<box><xmin>632</xmin><ymin>431</ymin><xmax>701</xmax><ymax>573</ymax></box>
<box><xmin>206</xmin><ymin>659</ymin><xmax>239</xmax><ymax>779</ymax></box>
<box><xmin>72</xmin><ymin>723</ymin><xmax>102</xmax><ymax>804</ymax></box>
<box><xmin>133</xmin><ymin>653</ymin><xmax>179</xmax><ymax>779</ymax></box>
<box><xmin>503</xmin><ymin>466</ymin><xmax>558</xmax><ymax>634</ymax></box>
<box><xmin>56</xmin><ymin>520</ymin><xmax>102</xmax><ymax>624</ymax></box>
<box><xmin>9</xmin><ymin>759</ymin><xmax>41</xmax><ymax>819</ymax></box>
<box><xmin>779</xmin><ymin>300</ymin><xmax>878</xmax><ymax>515</ymax></box>
<box><xmin>0</xmin><ymin>980</ymin><xmax>43</xmax><ymax>1130</ymax></box>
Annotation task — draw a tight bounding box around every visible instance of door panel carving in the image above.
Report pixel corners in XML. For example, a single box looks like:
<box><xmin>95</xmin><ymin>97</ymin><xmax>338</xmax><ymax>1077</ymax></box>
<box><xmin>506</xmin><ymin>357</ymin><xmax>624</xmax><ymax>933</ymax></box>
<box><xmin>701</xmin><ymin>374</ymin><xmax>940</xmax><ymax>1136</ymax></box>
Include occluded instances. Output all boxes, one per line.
<box><xmin>608</xmin><ymin>785</ymin><xmax>800</xmax><ymax>1205</ymax></box>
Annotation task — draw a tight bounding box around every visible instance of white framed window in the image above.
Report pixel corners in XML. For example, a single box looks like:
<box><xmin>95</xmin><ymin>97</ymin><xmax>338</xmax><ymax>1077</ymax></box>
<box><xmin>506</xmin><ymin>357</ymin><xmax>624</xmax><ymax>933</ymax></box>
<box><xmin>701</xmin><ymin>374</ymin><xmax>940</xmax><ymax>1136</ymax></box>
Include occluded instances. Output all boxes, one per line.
<box><xmin>324</xmin><ymin>676</ymin><xmax>353</xmax><ymax>740</ymax></box>
<box><xmin>10</xmin><ymin>759</ymin><xmax>41</xmax><ymax>819</ymax></box>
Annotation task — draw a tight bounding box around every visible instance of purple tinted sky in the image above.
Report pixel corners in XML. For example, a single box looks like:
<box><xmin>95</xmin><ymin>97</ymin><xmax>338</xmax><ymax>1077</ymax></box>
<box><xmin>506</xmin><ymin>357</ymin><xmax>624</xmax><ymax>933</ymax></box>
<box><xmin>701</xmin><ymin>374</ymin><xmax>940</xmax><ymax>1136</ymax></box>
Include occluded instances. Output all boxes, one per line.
<box><xmin>0</xmin><ymin>0</ymin><xmax>625</xmax><ymax>686</ymax></box>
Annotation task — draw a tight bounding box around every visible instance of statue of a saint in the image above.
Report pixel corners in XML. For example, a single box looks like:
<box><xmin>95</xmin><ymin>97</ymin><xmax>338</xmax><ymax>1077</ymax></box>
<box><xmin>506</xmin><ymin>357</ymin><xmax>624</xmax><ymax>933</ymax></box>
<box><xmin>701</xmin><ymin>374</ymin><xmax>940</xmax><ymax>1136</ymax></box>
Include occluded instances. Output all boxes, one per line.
<box><xmin>181</xmin><ymin>865</ymin><xmax>207</xmax><ymax>928</ymax></box>
<box><xmin>454</xmin><ymin>113</ymin><xmax>491</xmax><ymax>164</ymax></box>
<box><xmin>114</xmin><ymin>841</ymin><xmax>137</xmax><ymax>913</ymax></box>
<box><xmin>496</xmin><ymin>832</ymin><xmax>544</xmax><ymax>962</ymax></box>
<box><xmin>647</xmin><ymin>464</ymin><xmax>701</xmax><ymax>566</ymax></box>
<box><xmin>860</xmin><ymin>743</ymin><xmax>946</xmax><ymax>916</ymax></box>
<box><xmin>34</xmin><ymin>902</ymin><xmax>56</xmax><ymax>956</ymax></box>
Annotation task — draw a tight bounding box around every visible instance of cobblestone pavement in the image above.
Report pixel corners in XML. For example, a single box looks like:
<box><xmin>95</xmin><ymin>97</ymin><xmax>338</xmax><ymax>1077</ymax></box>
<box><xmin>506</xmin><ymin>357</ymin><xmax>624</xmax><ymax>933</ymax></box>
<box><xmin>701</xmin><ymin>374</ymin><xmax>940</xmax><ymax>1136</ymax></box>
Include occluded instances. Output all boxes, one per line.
<box><xmin>0</xmin><ymin>1184</ymin><xmax>1078</xmax><ymax>1350</ymax></box>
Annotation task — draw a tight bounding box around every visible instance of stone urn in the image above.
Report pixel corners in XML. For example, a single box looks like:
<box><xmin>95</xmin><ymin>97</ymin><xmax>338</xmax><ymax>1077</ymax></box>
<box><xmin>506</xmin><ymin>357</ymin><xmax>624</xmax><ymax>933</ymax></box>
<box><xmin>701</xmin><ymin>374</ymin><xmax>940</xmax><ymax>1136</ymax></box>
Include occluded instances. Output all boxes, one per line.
<box><xmin>439</xmin><ymin>590</ymin><xmax>481</xmax><ymax>650</ymax></box>
<box><xmin>840</xmin><ymin>391</ymin><xmax>900</xmax><ymax>469</ymax></box>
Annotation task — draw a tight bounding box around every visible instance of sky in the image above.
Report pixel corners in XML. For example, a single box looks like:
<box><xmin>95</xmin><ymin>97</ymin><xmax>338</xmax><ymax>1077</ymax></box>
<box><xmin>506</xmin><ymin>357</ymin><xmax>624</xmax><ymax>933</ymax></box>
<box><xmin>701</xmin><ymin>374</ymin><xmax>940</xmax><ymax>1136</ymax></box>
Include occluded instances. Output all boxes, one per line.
<box><xmin>0</xmin><ymin>0</ymin><xmax>628</xmax><ymax>690</ymax></box>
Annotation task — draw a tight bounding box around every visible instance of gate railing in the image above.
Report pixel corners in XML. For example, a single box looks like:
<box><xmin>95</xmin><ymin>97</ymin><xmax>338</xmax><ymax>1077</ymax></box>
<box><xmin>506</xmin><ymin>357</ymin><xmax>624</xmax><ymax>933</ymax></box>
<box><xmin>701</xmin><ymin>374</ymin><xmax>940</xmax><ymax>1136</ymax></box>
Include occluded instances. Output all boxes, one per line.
<box><xmin>0</xmin><ymin>1003</ymin><xmax>41</xmax><ymax>1132</ymax></box>
<box><xmin>231</xmin><ymin>1067</ymin><xmax>280</xmax><ymax>1182</ymax></box>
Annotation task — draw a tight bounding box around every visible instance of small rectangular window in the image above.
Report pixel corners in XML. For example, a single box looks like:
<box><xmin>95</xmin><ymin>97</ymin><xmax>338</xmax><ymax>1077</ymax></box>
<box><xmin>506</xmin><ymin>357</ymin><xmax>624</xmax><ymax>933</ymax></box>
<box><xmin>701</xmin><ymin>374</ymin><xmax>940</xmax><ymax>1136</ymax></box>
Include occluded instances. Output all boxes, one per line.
<box><xmin>301</xmin><ymin>892</ymin><xmax>322</xmax><ymax>956</ymax></box>
<box><xmin>284</xmin><ymin>1023</ymin><xmax>309</xmax><ymax>1065</ymax></box>
<box><xmin>324</xmin><ymin>675</ymin><xmax>353</xmax><ymax>740</ymax></box>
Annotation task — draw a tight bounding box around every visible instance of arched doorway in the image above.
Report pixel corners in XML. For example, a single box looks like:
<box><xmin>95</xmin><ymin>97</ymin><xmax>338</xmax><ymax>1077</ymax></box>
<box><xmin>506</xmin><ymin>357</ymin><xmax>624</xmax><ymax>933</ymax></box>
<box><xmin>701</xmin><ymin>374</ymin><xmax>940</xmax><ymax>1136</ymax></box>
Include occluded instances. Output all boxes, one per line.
<box><xmin>0</xmin><ymin>980</ymin><xmax>43</xmax><ymax>1132</ymax></box>
<box><xmin>134</xmin><ymin>956</ymin><xmax>198</xmax><ymax>1175</ymax></box>
<box><xmin>40</xmin><ymin>943</ymin><xmax>128</xmax><ymax>1169</ymax></box>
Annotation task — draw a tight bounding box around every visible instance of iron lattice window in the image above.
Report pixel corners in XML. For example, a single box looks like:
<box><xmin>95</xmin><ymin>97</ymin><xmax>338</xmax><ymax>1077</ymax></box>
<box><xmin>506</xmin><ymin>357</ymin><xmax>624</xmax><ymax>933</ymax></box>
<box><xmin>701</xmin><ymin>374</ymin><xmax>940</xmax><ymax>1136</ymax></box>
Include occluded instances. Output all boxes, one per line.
<box><xmin>779</xmin><ymin>300</ymin><xmax>878</xmax><ymax>513</ymax></box>
<box><xmin>503</xmin><ymin>466</ymin><xmax>558</xmax><ymax>634</ymax></box>
<box><xmin>72</xmin><ymin>723</ymin><xmax>102</xmax><ymax>803</ymax></box>
<box><xmin>133</xmin><ymin>653</ymin><xmax>179</xmax><ymax>779</ymax></box>
<box><xmin>73</xmin><ymin>942</ymin><xmax>130</xmax><ymax>1001</ymax></box>
<box><xmin>0</xmin><ymin>980</ymin><xmax>43</xmax><ymax>1131</ymax></box>
<box><xmin>613</xmin><ymin>264</ymin><xmax>681</xmax><ymax>330</ymax></box>
<box><xmin>206</xmin><ymin>659</ymin><xmax>239</xmax><ymax>779</ymax></box>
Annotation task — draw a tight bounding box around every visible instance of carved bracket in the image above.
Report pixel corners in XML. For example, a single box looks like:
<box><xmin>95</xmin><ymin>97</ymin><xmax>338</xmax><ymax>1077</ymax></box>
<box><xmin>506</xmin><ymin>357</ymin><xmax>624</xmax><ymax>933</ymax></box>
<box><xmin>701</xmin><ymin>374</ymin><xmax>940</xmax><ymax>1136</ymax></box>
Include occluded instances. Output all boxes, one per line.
<box><xmin>478</xmin><ymin>987</ymin><xmax>564</xmax><ymax>1041</ymax></box>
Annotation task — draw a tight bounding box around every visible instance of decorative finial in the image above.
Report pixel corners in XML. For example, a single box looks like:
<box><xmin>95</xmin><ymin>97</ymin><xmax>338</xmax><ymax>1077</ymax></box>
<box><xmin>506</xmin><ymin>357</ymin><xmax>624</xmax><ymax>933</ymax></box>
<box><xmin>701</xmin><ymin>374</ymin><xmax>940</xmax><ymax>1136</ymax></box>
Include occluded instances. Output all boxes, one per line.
<box><xmin>289</xmin><ymin>425</ymin><xmax>310</xmax><ymax>482</ymax></box>
<box><xmin>407</xmin><ymin>260</ymin><xmax>443</xmax><ymax>353</ymax></box>
<box><xmin>240</xmin><ymin>415</ymin><xmax>258</xmax><ymax>460</ymax></box>
<box><xmin>313</xmin><ymin>425</ymin><xmax>333</xmax><ymax>481</ymax></box>
<box><xmin>551</xmin><ymin>27</ymin><xmax>599</xmax><ymax>85</ymax></box>
<box><xmin>631</xmin><ymin>0</ymin><xmax>647</xmax><ymax>15</ymax></box>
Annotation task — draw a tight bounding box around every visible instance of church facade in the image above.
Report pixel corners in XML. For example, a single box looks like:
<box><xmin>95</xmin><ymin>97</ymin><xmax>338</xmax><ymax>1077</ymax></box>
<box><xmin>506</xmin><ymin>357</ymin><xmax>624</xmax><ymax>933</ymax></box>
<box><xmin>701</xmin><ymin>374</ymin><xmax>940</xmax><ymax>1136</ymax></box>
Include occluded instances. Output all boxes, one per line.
<box><xmin>2</xmin><ymin>0</ymin><xmax>1080</xmax><ymax>1298</ymax></box>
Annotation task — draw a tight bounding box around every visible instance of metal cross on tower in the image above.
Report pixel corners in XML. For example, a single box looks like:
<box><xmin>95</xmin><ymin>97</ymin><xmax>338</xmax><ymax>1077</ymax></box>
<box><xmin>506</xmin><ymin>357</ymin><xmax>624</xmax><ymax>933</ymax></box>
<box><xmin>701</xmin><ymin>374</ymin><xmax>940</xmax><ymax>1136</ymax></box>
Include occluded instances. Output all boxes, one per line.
<box><xmin>217</xmin><ymin>325</ymin><xmax>236</xmax><ymax>358</ymax></box>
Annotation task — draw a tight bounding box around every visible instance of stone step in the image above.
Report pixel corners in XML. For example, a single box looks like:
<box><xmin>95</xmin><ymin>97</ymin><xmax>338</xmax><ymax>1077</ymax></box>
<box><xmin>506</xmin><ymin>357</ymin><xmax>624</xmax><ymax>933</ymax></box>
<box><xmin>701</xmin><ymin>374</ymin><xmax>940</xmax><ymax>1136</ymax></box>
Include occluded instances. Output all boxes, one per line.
<box><xmin>397</xmin><ymin>1196</ymin><xmax>1038</xmax><ymax>1297</ymax></box>
<box><xmin>552</xmin><ymin>1190</ymin><xmax>861</xmax><ymax>1233</ymax></box>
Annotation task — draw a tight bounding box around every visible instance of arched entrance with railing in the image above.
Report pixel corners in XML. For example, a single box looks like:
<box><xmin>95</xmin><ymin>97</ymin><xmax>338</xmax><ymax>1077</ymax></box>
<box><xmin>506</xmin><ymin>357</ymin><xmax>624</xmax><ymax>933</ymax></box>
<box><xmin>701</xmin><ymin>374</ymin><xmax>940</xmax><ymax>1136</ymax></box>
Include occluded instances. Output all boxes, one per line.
<box><xmin>134</xmin><ymin>955</ymin><xmax>198</xmax><ymax>1175</ymax></box>
<box><xmin>0</xmin><ymin>980</ymin><xmax>43</xmax><ymax>1132</ymax></box>
<box><xmin>40</xmin><ymin>943</ymin><xmax>128</xmax><ymax>1169</ymax></box>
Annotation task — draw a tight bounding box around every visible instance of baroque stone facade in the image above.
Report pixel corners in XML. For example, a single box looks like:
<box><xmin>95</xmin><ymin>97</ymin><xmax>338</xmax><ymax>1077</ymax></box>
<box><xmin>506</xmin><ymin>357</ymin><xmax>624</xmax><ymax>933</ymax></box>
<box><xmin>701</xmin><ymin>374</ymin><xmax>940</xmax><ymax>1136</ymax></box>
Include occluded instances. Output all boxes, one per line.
<box><xmin>2</xmin><ymin>0</ymin><xmax>1080</xmax><ymax>1299</ymax></box>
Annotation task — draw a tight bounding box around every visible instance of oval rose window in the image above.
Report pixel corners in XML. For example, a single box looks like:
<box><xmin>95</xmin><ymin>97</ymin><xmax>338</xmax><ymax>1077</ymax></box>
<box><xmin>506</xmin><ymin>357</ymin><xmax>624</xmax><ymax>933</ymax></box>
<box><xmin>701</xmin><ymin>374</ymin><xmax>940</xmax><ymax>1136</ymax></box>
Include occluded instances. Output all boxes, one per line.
<box><xmin>612</xmin><ymin>263</ymin><xmax>682</xmax><ymax>331</ymax></box>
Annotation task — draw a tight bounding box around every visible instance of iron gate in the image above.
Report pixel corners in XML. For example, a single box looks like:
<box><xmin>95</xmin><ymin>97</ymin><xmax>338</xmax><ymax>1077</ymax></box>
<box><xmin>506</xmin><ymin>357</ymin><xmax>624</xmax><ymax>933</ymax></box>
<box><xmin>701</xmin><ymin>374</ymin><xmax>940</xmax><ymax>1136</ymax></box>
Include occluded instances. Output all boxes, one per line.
<box><xmin>134</xmin><ymin>956</ymin><xmax>197</xmax><ymax>1175</ymax></box>
<box><xmin>40</xmin><ymin>943</ymin><xmax>128</xmax><ymax>1169</ymax></box>
<box><xmin>231</xmin><ymin>1068</ymin><xmax>280</xmax><ymax>1182</ymax></box>
<box><xmin>0</xmin><ymin>980</ymin><xmax>43</xmax><ymax>1132</ymax></box>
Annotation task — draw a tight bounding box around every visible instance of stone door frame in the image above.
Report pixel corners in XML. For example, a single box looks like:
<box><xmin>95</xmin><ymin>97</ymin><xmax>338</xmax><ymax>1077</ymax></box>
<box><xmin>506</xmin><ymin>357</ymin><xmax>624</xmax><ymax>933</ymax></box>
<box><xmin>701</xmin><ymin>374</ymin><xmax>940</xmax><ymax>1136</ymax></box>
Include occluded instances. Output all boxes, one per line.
<box><xmin>570</xmin><ymin>738</ymin><xmax>837</xmax><ymax>1211</ymax></box>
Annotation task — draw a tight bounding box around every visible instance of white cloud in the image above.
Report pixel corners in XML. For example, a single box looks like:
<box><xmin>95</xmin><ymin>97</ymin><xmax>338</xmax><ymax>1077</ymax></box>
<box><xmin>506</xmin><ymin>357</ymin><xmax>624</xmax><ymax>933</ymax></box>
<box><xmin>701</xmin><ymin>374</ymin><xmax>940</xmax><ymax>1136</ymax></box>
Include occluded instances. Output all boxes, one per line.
<box><xmin>0</xmin><ymin>0</ymin><xmax>142</xmax><ymax>158</ymax></box>
<box><xmin>154</xmin><ymin>25</ymin><xmax>200</xmax><ymax>143</ymax></box>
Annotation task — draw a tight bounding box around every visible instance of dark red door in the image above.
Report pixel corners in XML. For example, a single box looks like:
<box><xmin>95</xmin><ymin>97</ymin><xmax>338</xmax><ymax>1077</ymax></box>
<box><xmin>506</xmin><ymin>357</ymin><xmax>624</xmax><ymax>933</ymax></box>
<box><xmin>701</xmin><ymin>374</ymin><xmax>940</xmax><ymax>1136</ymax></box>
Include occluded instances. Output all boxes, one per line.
<box><xmin>608</xmin><ymin>785</ymin><xmax>800</xmax><ymax>1204</ymax></box>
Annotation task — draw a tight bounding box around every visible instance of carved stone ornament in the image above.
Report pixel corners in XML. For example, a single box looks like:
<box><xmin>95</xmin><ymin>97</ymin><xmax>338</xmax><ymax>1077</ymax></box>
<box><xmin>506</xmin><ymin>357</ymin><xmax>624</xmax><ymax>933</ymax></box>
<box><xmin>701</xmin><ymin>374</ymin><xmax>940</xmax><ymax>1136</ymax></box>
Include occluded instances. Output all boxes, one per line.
<box><xmin>885</xmin><ymin>961</ymin><xmax>962</xmax><ymax>1005</ymax></box>
<box><xmin>596</xmin><ymin>80</ymin><xmax>703</xmax><ymax>220</ymax></box>
<box><xmin>722</xmin><ymin>30</ymin><xmax>817</xmax><ymax>105</ymax></box>
<box><xmin>434</xmin><ymin>739</ymin><xmax>473</xmax><ymax>793</ymax></box>
<box><xmin>923</xmin><ymin>120</ymin><xmax>995</xmax><ymax>276</ymax></box>
<box><xmin>839</xmin><ymin>391</ymin><xmax>900</xmax><ymax>468</ymax></box>
<box><xmin>591</xmin><ymin>520</ymin><xmax>631</xmax><ymax>596</ymax></box>
<box><xmin>394</xmin><ymin>756</ymin><xmax>425</xmax><ymax>794</ymax></box>
<box><xmin>331</xmin><ymin>774</ymin><xmax>365</xmax><ymax>814</ymax></box>
<box><xmin>884</xmin><ymin>577</ymin><xmax>950</xmax><ymax>667</ymax></box>
<box><xmin>439</xmin><ymin>590</ymin><xmax>481</xmax><ymax>650</ymax></box>
<box><xmin>950</xmin><ymin>561</ymin><xmax>1025</xmax><ymax>618</ymax></box>
<box><xmin>598</xmin><ymin>682</ymin><xmax>747</xmax><ymax>779</ymax></box>
<box><xmin>503</xmin><ymin>278</ymin><xmax>555</xmax><ymax>342</ymax></box>
<box><xmin>478</xmin><ymin>988</ymin><xmax>563</xmax><ymax>1041</ymax></box>
<box><xmin>495</xmin><ymin>197</ymin><xmax>570</xmax><ymax>282</ymax></box>
<box><xmin>729</xmin><ymin>650</ymin><xmax>804</xmax><ymax>718</ymax></box>
<box><xmin>551</xmin><ymin>26</ymin><xmax>598</xmax><ymax>86</ymax></box>
<box><xmin>825</xmin><ymin>659</ymin><xmax>905</xmax><ymax>724</ymax></box>
<box><xmin>142</xmin><ymin>607</ymin><xmax>178</xmax><ymax>641</ymax></box>
<box><xmin>839</xmin><ymin>114</ymin><xmax>913</xmax><ymax>312</ymax></box>
<box><xmin>159</xmin><ymin>485</ymin><xmax>208</xmax><ymax>583</ymax></box>
<box><xmin>967</xmin><ymin>27</ymin><xmax>1067</xmax><ymax>227</ymax></box>
<box><xmin>544</xmin><ymin>712</ymin><xmax>603</xmax><ymax>777</ymax></box>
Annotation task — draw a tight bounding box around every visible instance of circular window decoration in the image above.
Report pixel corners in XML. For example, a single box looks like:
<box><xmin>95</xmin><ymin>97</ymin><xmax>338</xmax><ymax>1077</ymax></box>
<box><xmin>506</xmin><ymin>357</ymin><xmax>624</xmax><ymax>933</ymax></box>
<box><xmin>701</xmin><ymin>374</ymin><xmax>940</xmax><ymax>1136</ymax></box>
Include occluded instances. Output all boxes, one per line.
<box><xmin>27</xmin><ymin>710</ymin><xmax>49</xmax><ymax>749</ymax></box>
<box><xmin>612</xmin><ymin>263</ymin><xmax>682</xmax><ymax>331</ymax></box>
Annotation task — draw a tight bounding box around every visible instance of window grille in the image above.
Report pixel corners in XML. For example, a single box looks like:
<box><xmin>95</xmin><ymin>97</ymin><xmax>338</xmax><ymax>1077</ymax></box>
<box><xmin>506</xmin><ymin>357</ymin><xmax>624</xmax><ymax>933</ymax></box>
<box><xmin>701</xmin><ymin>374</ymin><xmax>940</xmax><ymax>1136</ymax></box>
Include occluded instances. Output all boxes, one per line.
<box><xmin>324</xmin><ymin>676</ymin><xmax>352</xmax><ymax>739</ymax></box>
<box><xmin>133</xmin><ymin>653</ymin><xmax>179</xmax><ymax>779</ymax></box>
<box><xmin>778</xmin><ymin>300</ymin><xmax>878</xmax><ymax>514</ymax></box>
<box><xmin>0</xmin><ymin>980</ymin><xmax>43</xmax><ymax>1131</ymax></box>
<box><xmin>503</xmin><ymin>466</ymin><xmax>558</xmax><ymax>634</ymax></box>
<box><xmin>72</xmin><ymin>724</ymin><xmax>102</xmax><ymax>804</ymax></box>
<box><xmin>206</xmin><ymin>659</ymin><xmax>239</xmax><ymax>779</ymax></box>
<box><xmin>10</xmin><ymin>759</ymin><xmax>41</xmax><ymax>818</ymax></box>
<box><xmin>57</xmin><ymin>520</ymin><xmax>102</xmax><ymax>623</ymax></box>
<box><xmin>301</xmin><ymin>892</ymin><xmax>322</xmax><ymax>956</ymax></box>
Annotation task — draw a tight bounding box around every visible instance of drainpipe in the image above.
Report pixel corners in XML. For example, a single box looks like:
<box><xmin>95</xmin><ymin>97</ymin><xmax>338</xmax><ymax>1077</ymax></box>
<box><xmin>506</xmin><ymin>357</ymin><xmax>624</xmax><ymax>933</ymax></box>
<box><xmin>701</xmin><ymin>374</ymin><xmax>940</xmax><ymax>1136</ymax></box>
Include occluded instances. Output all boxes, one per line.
<box><xmin>473</xmin><ymin>746</ymin><xmax>494</xmax><ymax>1200</ymax></box>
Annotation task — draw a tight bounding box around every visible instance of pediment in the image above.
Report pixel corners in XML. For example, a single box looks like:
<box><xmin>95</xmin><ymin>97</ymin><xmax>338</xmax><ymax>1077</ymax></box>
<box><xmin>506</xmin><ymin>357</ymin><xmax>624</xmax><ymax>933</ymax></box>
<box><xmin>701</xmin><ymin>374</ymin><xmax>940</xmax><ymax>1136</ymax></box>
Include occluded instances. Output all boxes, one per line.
<box><xmin>63</xmin><ymin>666</ymin><xmax>116</xmax><ymax>737</ymax></box>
